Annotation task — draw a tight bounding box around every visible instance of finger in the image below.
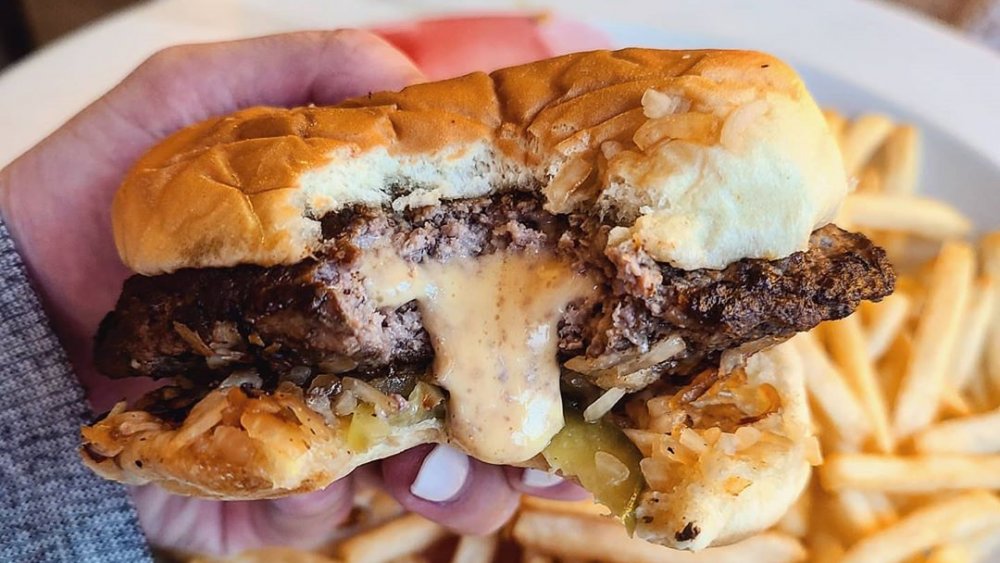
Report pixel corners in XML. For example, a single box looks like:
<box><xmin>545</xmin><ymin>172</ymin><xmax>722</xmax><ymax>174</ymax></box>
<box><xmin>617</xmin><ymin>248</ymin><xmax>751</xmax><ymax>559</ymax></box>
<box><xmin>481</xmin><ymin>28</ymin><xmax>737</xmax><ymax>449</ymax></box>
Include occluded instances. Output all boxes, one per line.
<box><xmin>374</xmin><ymin>14</ymin><xmax>612</xmax><ymax>80</ymax></box>
<box><xmin>243</xmin><ymin>479</ymin><xmax>355</xmax><ymax>551</ymax></box>
<box><xmin>131</xmin><ymin>478</ymin><xmax>354</xmax><ymax>556</ymax></box>
<box><xmin>69</xmin><ymin>29</ymin><xmax>424</xmax><ymax>174</ymax></box>
<box><xmin>381</xmin><ymin>444</ymin><xmax>521</xmax><ymax>535</ymax></box>
<box><xmin>503</xmin><ymin>466</ymin><xmax>590</xmax><ymax>501</ymax></box>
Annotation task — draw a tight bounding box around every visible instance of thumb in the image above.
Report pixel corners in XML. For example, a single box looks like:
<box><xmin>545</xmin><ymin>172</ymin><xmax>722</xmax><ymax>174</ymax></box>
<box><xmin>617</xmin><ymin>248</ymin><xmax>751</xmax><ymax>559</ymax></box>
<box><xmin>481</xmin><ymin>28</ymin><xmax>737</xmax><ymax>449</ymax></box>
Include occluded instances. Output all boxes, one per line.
<box><xmin>77</xmin><ymin>29</ymin><xmax>425</xmax><ymax>176</ymax></box>
<box><xmin>132</xmin><ymin>478</ymin><xmax>354</xmax><ymax>556</ymax></box>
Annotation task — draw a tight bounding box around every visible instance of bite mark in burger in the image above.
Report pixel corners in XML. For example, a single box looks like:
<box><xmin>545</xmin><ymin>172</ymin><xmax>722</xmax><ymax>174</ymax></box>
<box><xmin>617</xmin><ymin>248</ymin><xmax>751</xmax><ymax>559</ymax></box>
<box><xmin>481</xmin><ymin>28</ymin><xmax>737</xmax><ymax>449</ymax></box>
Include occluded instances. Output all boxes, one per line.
<box><xmin>82</xmin><ymin>49</ymin><xmax>894</xmax><ymax>550</ymax></box>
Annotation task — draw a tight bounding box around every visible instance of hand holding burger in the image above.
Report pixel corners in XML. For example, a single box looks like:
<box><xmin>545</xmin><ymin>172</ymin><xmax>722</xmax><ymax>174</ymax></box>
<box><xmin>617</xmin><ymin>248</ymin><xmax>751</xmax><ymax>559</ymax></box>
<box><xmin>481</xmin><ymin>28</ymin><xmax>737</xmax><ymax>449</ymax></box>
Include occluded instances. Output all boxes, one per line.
<box><xmin>78</xmin><ymin>36</ymin><xmax>893</xmax><ymax>554</ymax></box>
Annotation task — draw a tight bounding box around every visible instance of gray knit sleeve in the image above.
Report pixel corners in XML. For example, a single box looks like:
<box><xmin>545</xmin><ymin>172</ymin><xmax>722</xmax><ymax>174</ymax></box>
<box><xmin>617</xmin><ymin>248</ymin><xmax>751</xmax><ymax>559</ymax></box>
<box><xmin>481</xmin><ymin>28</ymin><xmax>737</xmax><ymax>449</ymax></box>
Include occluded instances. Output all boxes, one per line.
<box><xmin>0</xmin><ymin>218</ymin><xmax>151</xmax><ymax>562</ymax></box>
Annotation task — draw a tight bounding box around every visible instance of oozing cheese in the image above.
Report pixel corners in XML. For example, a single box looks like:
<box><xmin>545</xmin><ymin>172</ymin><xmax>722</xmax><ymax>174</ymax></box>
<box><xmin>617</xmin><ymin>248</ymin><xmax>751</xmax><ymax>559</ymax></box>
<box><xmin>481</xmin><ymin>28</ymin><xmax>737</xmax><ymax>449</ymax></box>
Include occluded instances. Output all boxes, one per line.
<box><xmin>359</xmin><ymin>251</ymin><xmax>595</xmax><ymax>464</ymax></box>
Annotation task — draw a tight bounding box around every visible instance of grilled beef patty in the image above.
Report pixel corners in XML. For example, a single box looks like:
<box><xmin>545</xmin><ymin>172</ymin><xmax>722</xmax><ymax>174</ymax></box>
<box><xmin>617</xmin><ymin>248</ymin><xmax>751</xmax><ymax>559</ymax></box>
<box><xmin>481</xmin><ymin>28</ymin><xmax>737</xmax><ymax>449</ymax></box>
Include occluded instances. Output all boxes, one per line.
<box><xmin>95</xmin><ymin>191</ymin><xmax>894</xmax><ymax>392</ymax></box>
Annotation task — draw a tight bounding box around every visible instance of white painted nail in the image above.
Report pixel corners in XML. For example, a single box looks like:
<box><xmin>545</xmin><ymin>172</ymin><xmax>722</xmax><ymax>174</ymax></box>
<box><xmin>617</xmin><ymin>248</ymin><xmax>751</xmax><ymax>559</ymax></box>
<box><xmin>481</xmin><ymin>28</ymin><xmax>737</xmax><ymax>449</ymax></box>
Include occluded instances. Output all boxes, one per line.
<box><xmin>410</xmin><ymin>444</ymin><xmax>470</xmax><ymax>502</ymax></box>
<box><xmin>522</xmin><ymin>468</ymin><xmax>564</xmax><ymax>489</ymax></box>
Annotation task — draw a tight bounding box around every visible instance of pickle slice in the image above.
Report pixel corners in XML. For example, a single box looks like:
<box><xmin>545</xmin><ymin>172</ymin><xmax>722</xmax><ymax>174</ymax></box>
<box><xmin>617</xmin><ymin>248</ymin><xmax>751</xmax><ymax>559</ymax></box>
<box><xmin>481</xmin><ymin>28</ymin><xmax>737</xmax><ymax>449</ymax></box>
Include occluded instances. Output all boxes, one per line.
<box><xmin>542</xmin><ymin>409</ymin><xmax>647</xmax><ymax>532</ymax></box>
<box><xmin>346</xmin><ymin>383</ymin><xmax>443</xmax><ymax>453</ymax></box>
<box><xmin>346</xmin><ymin>403</ymin><xmax>391</xmax><ymax>452</ymax></box>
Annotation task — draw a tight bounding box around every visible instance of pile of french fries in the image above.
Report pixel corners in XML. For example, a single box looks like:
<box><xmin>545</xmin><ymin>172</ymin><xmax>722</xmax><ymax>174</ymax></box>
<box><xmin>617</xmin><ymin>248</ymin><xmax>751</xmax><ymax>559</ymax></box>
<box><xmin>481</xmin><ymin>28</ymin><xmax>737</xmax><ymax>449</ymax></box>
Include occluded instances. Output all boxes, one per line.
<box><xmin>795</xmin><ymin>111</ymin><xmax>1000</xmax><ymax>563</ymax></box>
<box><xmin>194</xmin><ymin>112</ymin><xmax>1000</xmax><ymax>563</ymax></box>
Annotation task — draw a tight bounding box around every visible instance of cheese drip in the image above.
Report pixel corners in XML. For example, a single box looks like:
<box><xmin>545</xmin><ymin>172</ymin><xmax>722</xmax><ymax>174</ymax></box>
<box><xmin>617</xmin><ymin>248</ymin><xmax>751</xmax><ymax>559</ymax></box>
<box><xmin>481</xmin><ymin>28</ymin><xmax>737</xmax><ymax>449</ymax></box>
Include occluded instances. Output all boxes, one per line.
<box><xmin>359</xmin><ymin>251</ymin><xmax>594</xmax><ymax>464</ymax></box>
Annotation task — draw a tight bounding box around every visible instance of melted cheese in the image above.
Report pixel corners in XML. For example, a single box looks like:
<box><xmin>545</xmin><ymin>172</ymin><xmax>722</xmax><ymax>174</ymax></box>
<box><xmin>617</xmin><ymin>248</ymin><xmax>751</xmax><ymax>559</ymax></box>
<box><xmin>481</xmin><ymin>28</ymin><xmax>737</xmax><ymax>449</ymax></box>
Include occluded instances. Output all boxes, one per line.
<box><xmin>359</xmin><ymin>251</ymin><xmax>594</xmax><ymax>464</ymax></box>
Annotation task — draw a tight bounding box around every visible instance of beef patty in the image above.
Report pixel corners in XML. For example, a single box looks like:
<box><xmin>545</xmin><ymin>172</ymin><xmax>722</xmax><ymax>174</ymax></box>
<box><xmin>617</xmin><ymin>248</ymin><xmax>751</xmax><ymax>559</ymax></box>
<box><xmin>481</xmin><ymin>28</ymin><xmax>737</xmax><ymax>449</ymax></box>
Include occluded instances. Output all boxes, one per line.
<box><xmin>95</xmin><ymin>191</ymin><xmax>894</xmax><ymax>394</ymax></box>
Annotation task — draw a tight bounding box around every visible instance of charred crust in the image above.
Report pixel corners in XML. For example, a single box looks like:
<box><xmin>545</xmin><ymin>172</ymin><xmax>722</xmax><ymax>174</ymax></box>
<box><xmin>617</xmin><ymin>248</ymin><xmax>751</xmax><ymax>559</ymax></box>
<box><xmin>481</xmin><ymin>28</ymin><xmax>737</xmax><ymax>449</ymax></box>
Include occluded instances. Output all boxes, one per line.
<box><xmin>675</xmin><ymin>522</ymin><xmax>701</xmax><ymax>542</ymax></box>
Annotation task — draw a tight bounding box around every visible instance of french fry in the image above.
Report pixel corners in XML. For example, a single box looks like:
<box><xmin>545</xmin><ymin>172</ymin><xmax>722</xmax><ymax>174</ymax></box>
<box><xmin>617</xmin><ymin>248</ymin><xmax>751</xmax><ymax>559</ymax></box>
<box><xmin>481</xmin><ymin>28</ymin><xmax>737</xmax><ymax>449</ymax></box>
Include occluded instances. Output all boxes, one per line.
<box><xmin>880</xmin><ymin>125</ymin><xmax>919</xmax><ymax>196</ymax></box>
<box><xmin>866</xmin><ymin>491</ymin><xmax>898</xmax><ymax>528</ymax></box>
<box><xmin>914</xmin><ymin>406</ymin><xmax>1000</xmax><ymax>454</ymax></box>
<box><xmin>807</xmin><ymin>529</ymin><xmax>845</xmax><ymax>563</ymax></box>
<box><xmin>451</xmin><ymin>534</ymin><xmax>498</xmax><ymax>563</ymax></box>
<box><xmin>842</xmin><ymin>194</ymin><xmax>972</xmax><ymax>240</ymax></box>
<box><xmin>862</xmin><ymin>292</ymin><xmax>911</xmax><ymax>362</ymax></box>
<box><xmin>775</xmin><ymin>484</ymin><xmax>811</xmax><ymax>538</ymax></box>
<box><xmin>876</xmin><ymin>330</ymin><xmax>912</xmax><ymax>409</ymax></box>
<box><xmin>981</xmin><ymin>233</ymin><xmax>1000</xmax><ymax>395</ymax></box>
<box><xmin>965</xmin><ymin>371</ymin><xmax>994</xmax><ymax>413</ymax></box>
<box><xmin>873</xmin><ymin>124</ymin><xmax>919</xmax><ymax>264</ymax></box>
<box><xmin>824</xmin><ymin>316</ymin><xmax>894</xmax><ymax>452</ymax></box>
<box><xmin>830</xmin><ymin>490</ymin><xmax>884</xmax><ymax>540</ymax></box>
<box><xmin>951</xmin><ymin>278</ymin><xmax>996</xmax><ymax>391</ymax></box>
<box><xmin>513</xmin><ymin>510</ymin><xmax>806</xmax><ymax>563</ymax></box>
<box><xmin>823</xmin><ymin>109</ymin><xmax>847</xmax><ymax>147</ymax></box>
<box><xmin>840</xmin><ymin>113</ymin><xmax>895</xmax><ymax>176</ymax></box>
<box><xmin>982</xmin><ymin>231</ymin><xmax>1000</xmax><ymax>274</ymax></box>
<box><xmin>520</xmin><ymin>496</ymin><xmax>610</xmax><ymax>518</ymax></box>
<box><xmin>856</xmin><ymin>165</ymin><xmax>882</xmax><ymax>193</ymax></box>
<box><xmin>893</xmin><ymin>242</ymin><xmax>975</xmax><ymax>439</ymax></box>
<box><xmin>520</xmin><ymin>550</ymin><xmax>553</xmax><ymax>563</ymax></box>
<box><xmin>337</xmin><ymin>514</ymin><xmax>446</xmax><ymax>563</ymax></box>
<box><xmin>821</xmin><ymin>454</ymin><xmax>1000</xmax><ymax>492</ymax></box>
<box><xmin>924</xmin><ymin>544</ymin><xmax>973</xmax><ymax>563</ymax></box>
<box><xmin>939</xmin><ymin>385</ymin><xmax>973</xmax><ymax>418</ymax></box>
<box><xmin>793</xmin><ymin>333</ymin><xmax>871</xmax><ymax>448</ymax></box>
<box><xmin>840</xmin><ymin>492</ymin><xmax>1000</xmax><ymax>563</ymax></box>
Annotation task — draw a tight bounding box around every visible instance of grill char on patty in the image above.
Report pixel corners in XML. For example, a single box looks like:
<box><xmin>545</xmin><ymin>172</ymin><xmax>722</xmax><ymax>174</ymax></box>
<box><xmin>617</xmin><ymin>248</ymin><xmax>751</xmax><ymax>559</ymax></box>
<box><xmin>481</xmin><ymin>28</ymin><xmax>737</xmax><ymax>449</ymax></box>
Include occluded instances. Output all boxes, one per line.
<box><xmin>94</xmin><ymin>191</ymin><xmax>895</xmax><ymax>391</ymax></box>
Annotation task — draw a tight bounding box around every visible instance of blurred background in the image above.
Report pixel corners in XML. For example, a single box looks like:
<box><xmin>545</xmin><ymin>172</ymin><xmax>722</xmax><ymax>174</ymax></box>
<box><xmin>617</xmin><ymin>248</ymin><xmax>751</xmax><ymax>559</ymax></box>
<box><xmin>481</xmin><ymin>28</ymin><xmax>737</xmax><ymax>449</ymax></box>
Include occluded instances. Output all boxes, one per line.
<box><xmin>0</xmin><ymin>0</ymin><xmax>997</xmax><ymax>71</ymax></box>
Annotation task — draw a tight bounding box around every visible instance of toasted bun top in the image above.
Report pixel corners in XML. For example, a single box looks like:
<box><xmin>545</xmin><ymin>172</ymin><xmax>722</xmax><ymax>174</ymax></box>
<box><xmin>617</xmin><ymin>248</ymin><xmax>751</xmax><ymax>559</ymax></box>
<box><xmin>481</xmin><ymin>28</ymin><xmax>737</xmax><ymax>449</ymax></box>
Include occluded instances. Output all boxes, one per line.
<box><xmin>113</xmin><ymin>48</ymin><xmax>847</xmax><ymax>275</ymax></box>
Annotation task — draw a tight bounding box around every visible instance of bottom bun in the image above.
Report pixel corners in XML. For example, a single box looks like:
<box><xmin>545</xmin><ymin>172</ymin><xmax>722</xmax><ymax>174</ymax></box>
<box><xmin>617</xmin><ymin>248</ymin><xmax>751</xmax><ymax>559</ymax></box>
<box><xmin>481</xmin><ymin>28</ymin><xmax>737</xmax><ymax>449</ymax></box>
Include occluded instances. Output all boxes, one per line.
<box><xmin>81</xmin><ymin>344</ymin><xmax>812</xmax><ymax>549</ymax></box>
<box><xmin>630</xmin><ymin>344</ymin><xmax>813</xmax><ymax>550</ymax></box>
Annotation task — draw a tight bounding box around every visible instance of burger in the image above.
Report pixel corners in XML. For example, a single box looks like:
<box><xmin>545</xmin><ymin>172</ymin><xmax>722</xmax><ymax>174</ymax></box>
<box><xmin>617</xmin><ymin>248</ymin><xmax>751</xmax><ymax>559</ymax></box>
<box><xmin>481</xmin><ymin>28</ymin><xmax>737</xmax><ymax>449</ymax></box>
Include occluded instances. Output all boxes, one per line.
<box><xmin>81</xmin><ymin>48</ymin><xmax>894</xmax><ymax>550</ymax></box>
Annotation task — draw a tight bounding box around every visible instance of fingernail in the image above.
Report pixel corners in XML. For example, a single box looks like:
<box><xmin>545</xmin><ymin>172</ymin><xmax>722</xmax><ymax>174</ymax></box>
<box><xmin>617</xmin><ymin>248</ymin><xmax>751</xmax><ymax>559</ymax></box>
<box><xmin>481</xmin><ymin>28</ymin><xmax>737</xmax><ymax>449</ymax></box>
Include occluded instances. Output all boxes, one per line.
<box><xmin>410</xmin><ymin>444</ymin><xmax>470</xmax><ymax>502</ymax></box>
<box><xmin>521</xmin><ymin>468</ymin><xmax>565</xmax><ymax>488</ymax></box>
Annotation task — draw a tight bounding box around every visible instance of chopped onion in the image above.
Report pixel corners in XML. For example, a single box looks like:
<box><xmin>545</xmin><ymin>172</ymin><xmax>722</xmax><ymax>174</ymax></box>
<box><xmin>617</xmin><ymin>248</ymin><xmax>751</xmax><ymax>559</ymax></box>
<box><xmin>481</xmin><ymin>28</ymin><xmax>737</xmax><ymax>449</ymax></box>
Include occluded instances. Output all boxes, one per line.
<box><xmin>332</xmin><ymin>391</ymin><xmax>358</xmax><ymax>417</ymax></box>
<box><xmin>210</xmin><ymin>322</ymin><xmax>243</xmax><ymax>348</ymax></box>
<box><xmin>594</xmin><ymin>451</ymin><xmax>630</xmax><ymax>485</ymax></box>
<box><xmin>701</xmin><ymin>426</ymin><xmax>722</xmax><ymax>445</ymax></box>
<box><xmin>565</xmin><ymin>335</ymin><xmax>686</xmax><ymax>389</ymax></box>
<box><xmin>640</xmin><ymin>89</ymin><xmax>689</xmax><ymax>119</ymax></box>
<box><xmin>734</xmin><ymin>426</ymin><xmax>762</xmax><ymax>451</ymax></box>
<box><xmin>583</xmin><ymin>387</ymin><xmax>628</xmax><ymax>422</ymax></box>
<box><xmin>719</xmin><ymin>336</ymin><xmax>784</xmax><ymax>374</ymax></box>
<box><xmin>307</xmin><ymin>374</ymin><xmax>342</xmax><ymax>397</ymax></box>
<box><xmin>600</xmin><ymin>140</ymin><xmax>625</xmax><ymax>159</ymax></box>
<box><xmin>172</xmin><ymin>322</ymin><xmax>213</xmax><ymax>356</ymax></box>
<box><xmin>720</xmin><ymin>99</ymin><xmax>769</xmax><ymax>151</ymax></box>
<box><xmin>218</xmin><ymin>369</ymin><xmax>262</xmax><ymax>390</ymax></box>
<box><xmin>282</xmin><ymin>366</ymin><xmax>312</xmax><ymax>386</ymax></box>
<box><xmin>317</xmin><ymin>357</ymin><xmax>359</xmax><ymax>374</ymax></box>
<box><xmin>717</xmin><ymin>433</ymin><xmax>739</xmax><ymax>455</ymax></box>
<box><xmin>546</xmin><ymin>155</ymin><xmax>594</xmax><ymax>213</ymax></box>
<box><xmin>679</xmin><ymin>427</ymin><xmax>708</xmax><ymax>454</ymax></box>
<box><xmin>342</xmin><ymin>377</ymin><xmax>396</xmax><ymax>417</ymax></box>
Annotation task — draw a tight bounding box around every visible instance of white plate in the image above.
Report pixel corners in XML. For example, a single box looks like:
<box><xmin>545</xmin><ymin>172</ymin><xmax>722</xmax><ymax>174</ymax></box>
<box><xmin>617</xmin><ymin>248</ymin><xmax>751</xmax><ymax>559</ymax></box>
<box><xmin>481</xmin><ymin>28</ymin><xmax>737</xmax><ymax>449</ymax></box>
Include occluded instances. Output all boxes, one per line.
<box><xmin>0</xmin><ymin>0</ymin><xmax>997</xmax><ymax>225</ymax></box>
